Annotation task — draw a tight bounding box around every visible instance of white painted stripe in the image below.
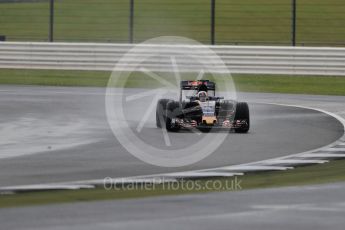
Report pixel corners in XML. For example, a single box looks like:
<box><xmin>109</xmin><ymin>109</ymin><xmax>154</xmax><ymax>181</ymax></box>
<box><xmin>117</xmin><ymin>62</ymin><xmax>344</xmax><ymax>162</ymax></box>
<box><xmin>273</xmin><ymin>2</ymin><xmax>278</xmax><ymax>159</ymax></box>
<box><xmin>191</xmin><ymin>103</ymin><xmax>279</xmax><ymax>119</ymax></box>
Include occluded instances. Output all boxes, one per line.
<box><xmin>166</xmin><ymin>172</ymin><xmax>243</xmax><ymax>178</ymax></box>
<box><xmin>112</xmin><ymin>178</ymin><xmax>178</xmax><ymax>184</ymax></box>
<box><xmin>215</xmin><ymin>165</ymin><xmax>292</xmax><ymax>171</ymax></box>
<box><xmin>299</xmin><ymin>153</ymin><xmax>345</xmax><ymax>158</ymax></box>
<box><xmin>265</xmin><ymin>159</ymin><xmax>328</xmax><ymax>164</ymax></box>
<box><xmin>324</xmin><ymin>148</ymin><xmax>345</xmax><ymax>152</ymax></box>
<box><xmin>0</xmin><ymin>184</ymin><xmax>94</xmax><ymax>192</ymax></box>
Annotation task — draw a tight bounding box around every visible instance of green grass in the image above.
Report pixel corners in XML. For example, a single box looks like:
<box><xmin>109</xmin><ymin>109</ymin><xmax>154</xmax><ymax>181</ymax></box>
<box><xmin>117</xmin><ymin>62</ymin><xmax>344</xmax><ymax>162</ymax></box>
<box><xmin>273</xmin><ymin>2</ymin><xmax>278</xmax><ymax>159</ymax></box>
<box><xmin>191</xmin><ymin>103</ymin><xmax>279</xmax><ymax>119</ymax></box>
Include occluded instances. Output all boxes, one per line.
<box><xmin>1</xmin><ymin>69</ymin><xmax>345</xmax><ymax>96</ymax></box>
<box><xmin>0</xmin><ymin>0</ymin><xmax>344</xmax><ymax>45</ymax></box>
<box><xmin>1</xmin><ymin>159</ymin><xmax>345</xmax><ymax>208</ymax></box>
<box><xmin>234</xmin><ymin>75</ymin><xmax>345</xmax><ymax>95</ymax></box>
<box><xmin>0</xmin><ymin>69</ymin><xmax>110</xmax><ymax>87</ymax></box>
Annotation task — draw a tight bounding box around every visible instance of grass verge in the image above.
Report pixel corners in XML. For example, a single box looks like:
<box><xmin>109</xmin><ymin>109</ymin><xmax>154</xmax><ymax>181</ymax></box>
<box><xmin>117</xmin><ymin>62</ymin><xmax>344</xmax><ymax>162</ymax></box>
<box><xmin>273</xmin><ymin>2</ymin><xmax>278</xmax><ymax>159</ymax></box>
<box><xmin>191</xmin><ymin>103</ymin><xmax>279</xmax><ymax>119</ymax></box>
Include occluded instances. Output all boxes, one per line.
<box><xmin>1</xmin><ymin>159</ymin><xmax>345</xmax><ymax>208</ymax></box>
<box><xmin>1</xmin><ymin>0</ymin><xmax>344</xmax><ymax>45</ymax></box>
<box><xmin>0</xmin><ymin>69</ymin><xmax>345</xmax><ymax>95</ymax></box>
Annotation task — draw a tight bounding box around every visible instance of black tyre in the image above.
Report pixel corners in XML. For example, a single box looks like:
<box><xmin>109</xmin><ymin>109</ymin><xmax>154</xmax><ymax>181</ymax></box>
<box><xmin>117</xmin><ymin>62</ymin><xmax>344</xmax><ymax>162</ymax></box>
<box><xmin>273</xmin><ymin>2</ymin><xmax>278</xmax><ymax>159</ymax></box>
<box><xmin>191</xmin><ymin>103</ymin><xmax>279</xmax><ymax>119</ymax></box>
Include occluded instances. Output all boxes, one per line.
<box><xmin>234</xmin><ymin>102</ymin><xmax>250</xmax><ymax>133</ymax></box>
<box><xmin>165</xmin><ymin>101</ymin><xmax>181</xmax><ymax>132</ymax></box>
<box><xmin>156</xmin><ymin>99</ymin><xmax>171</xmax><ymax>128</ymax></box>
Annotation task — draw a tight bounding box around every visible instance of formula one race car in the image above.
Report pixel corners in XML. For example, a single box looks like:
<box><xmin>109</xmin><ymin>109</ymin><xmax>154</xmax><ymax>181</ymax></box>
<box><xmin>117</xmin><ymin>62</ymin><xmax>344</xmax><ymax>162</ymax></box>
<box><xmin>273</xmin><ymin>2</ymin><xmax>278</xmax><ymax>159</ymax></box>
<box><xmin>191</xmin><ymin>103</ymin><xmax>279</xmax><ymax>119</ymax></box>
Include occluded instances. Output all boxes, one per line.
<box><xmin>156</xmin><ymin>80</ymin><xmax>250</xmax><ymax>133</ymax></box>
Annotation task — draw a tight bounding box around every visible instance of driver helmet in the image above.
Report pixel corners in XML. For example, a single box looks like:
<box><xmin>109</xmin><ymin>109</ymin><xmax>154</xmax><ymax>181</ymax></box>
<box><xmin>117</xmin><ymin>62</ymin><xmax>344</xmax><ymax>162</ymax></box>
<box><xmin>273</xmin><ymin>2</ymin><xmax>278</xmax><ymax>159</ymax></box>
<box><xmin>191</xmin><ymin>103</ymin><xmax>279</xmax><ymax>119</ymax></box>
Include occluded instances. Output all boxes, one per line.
<box><xmin>198</xmin><ymin>91</ymin><xmax>208</xmax><ymax>102</ymax></box>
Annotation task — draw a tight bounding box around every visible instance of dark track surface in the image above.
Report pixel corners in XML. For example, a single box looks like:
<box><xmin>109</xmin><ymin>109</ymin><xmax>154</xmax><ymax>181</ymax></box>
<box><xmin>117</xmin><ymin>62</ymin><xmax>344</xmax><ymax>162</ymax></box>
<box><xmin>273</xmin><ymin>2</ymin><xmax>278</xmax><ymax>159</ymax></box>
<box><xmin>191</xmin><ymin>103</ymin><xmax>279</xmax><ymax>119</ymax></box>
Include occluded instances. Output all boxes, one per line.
<box><xmin>0</xmin><ymin>86</ymin><xmax>343</xmax><ymax>186</ymax></box>
<box><xmin>2</xmin><ymin>182</ymin><xmax>345</xmax><ymax>230</ymax></box>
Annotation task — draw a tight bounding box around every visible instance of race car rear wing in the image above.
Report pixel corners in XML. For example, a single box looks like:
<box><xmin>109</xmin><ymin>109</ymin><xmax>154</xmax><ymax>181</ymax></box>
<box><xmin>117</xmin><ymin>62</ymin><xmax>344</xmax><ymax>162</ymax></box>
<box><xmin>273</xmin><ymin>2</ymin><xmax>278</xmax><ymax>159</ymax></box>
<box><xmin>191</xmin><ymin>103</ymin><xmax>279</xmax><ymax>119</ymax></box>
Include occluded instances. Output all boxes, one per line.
<box><xmin>180</xmin><ymin>80</ymin><xmax>216</xmax><ymax>91</ymax></box>
<box><xmin>186</xmin><ymin>96</ymin><xmax>224</xmax><ymax>101</ymax></box>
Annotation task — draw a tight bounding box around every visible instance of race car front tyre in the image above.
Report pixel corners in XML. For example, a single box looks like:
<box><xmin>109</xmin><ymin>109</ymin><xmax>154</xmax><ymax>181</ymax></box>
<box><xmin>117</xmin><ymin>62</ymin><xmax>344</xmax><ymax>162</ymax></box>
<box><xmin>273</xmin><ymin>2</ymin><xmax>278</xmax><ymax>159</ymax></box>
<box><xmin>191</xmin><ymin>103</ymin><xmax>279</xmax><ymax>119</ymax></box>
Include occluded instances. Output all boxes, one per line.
<box><xmin>165</xmin><ymin>101</ymin><xmax>181</xmax><ymax>132</ymax></box>
<box><xmin>234</xmin><ymin>102</ymin><xmax>250</xmax><ymax>133</ymax></box>
<box><xmin>156</xmin><ymin>99</ymin><xmax>171</xmax><ymax>128</ymax></box>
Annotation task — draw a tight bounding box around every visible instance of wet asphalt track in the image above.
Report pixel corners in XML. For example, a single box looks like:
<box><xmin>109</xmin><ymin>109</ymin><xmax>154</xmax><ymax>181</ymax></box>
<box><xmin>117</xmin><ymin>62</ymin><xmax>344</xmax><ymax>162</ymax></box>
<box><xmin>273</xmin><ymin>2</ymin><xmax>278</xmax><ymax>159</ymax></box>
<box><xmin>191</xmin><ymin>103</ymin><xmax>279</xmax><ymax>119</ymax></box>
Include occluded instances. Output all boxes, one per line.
<box><xmin>1</xmin><ymin>182</ymin><xmax>345</xmax><ymax>230</ymax></box>
<box><xmin>0</xmin><ymin>86</ymin><xmax>343</xmax><ymax>187</ymax></box>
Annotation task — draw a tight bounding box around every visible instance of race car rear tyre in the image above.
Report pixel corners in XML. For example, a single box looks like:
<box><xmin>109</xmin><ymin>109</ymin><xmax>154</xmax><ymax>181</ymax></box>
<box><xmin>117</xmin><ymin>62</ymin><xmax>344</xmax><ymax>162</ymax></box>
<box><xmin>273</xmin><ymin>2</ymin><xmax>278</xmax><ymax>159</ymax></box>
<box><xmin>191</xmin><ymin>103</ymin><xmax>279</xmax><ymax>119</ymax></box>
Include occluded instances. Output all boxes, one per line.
<box><xmin>166</xmin><ymin>101</ymin><xmax>181</xmax><ymax>132</ymax></box>
<box><xmin>156</xmin><ymin>99</ymin><xmax>171</xmax><ymax>128</ymax></box>
<box><xmin>234</xmin><ymin>102</ymin><xmax>250</xmax><ymax>133</ymax></box>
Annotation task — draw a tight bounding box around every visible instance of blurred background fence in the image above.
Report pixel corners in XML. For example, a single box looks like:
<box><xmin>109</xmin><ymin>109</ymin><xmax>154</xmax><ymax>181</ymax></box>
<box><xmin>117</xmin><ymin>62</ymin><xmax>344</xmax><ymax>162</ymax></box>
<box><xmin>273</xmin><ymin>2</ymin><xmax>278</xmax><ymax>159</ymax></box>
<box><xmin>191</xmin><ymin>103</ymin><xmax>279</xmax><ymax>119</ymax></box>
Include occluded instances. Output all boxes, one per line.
<box><xmin>0</xmin><ymin>0</ymin><xmax>344</xmax><ymax>46</ymax></box>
